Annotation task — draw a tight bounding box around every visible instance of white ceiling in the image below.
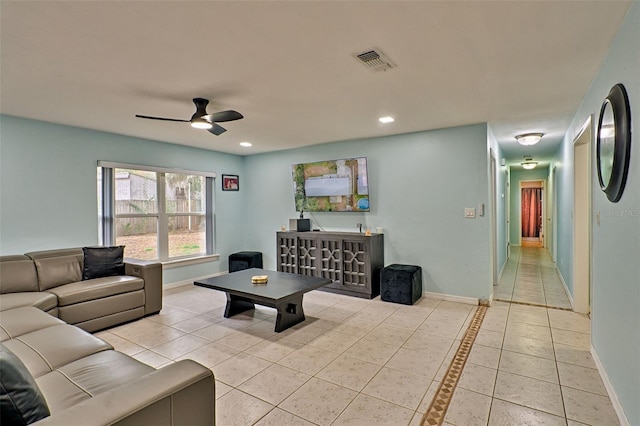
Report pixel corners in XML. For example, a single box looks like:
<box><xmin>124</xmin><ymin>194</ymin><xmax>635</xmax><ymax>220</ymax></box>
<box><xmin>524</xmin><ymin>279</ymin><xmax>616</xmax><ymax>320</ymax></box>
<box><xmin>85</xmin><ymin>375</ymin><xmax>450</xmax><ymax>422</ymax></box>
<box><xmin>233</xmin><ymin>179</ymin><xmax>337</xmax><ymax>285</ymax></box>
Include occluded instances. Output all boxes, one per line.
<box><xmin>0</xmin><ymin>1</ymin><xmax>631</xmax><ymax>167</ymax></box>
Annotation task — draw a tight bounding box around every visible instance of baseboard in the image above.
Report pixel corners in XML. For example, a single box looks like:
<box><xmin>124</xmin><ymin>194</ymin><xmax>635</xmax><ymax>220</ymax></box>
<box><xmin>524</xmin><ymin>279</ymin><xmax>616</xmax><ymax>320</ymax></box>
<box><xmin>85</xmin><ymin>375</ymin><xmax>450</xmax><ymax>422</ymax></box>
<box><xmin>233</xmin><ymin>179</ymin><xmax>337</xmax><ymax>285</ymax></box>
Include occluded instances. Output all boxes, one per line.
<box><xmin>480</xmin><ymin>293</ymin><xmax>494</xmax><ymax>307</ymax></box>
<box><xmin>163</xmin><ymin>271</ymin><xmax>228</xmax><ymax>289</ymax></box>
<box><xmin>423</xmin><ymin>291</ymin><xmax>479</xmax><ymax>306</ymax></box>
<box><xmin>497</xmin><ymin>259</ymin><xmax>507</xmax><ymax>284</ymax></box>
<box><xmin>591</xmin><ymin>345</ymin><xmax>630</xmax><ymax>426</ymax></box>
<box><xmin>556</xmin><ymin>267</ymin><xmax>575</xmax><ymax>310</ymax></box>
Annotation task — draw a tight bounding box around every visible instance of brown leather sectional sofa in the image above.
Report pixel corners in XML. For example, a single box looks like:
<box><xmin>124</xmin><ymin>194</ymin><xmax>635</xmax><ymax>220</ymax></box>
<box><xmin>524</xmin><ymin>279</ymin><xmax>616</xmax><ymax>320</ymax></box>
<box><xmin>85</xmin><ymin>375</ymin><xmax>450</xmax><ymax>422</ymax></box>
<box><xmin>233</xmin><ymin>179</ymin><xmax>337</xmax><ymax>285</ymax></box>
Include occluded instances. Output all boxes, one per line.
<box><xmin>0</xmin><ymin>248</ymin><xmax>216</xmax><ymax>424</ymax></box>
<box><xmin>0</xmin><ymin>248</ymin><xmax>163</xmax><ymax>332</ymax></box>
<box><xmin>1</xmin><ymin>306</ymin><xmax>215</xmax><ymax>425</ymax></box>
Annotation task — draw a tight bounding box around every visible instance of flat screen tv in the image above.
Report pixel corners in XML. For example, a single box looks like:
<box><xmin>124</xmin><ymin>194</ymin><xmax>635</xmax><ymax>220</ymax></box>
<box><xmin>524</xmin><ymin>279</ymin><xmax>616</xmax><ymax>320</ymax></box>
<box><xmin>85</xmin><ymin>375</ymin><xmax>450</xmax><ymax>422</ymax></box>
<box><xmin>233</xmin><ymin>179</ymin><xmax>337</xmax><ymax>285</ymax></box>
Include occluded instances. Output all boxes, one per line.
<box><xmin>292</xmin><ymin>157</ymin><xmax>370</xmax><ymax>212</ymax></box>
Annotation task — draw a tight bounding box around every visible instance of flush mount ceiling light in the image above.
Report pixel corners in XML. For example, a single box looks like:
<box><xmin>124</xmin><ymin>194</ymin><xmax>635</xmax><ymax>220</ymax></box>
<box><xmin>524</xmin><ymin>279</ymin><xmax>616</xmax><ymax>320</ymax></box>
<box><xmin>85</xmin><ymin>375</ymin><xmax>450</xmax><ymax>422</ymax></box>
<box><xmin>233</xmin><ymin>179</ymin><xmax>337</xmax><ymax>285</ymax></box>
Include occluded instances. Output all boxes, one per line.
<box><xmin>521</xmin><ymin>157</ymin><xmax>538</xmax><ymax>169</ymax></box>
<box><xmin>239</xmin><ymin>141</ymin><xmax>252</xmax><ymax>147</ymax></box>
<box><xmin>379</xmin><ymin>116</ymin><xmax>395</xmax><ymax>124</ymax></box>
<box><xmin>516</xmin><ymin>133</ymin><xmax>544</xmax><ymax>146</ymax></box>
<box><xmin>190</xmin><ymin>117</ymin><xmax>213</xmax><ymax>130</ymax></box>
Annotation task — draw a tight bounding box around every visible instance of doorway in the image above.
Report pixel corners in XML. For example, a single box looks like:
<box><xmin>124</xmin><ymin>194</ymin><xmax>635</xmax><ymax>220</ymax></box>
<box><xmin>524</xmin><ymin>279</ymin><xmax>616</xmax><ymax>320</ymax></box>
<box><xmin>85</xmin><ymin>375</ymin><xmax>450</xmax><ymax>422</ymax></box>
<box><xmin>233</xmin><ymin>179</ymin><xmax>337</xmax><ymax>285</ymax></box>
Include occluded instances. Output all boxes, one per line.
<box><xmin>573</xmin><ymin>117</ymin><xmax>592</xmax><ymax>314</ymax></box>
<box><xmin>520</xmin><ymin>182</ymin><xmax>544</xmax><ymax>248</ymax></box>
<box><xmin>490</xmin><ymin>150</ymin><xmax>498</xmax><ymax>286</ymax></box>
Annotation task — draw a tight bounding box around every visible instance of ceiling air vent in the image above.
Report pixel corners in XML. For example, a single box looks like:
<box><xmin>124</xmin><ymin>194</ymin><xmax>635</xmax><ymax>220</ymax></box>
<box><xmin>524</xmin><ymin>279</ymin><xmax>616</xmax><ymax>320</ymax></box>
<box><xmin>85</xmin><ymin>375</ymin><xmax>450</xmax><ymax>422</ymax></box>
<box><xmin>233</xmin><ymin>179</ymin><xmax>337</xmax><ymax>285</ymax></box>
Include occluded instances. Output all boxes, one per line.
<box><xmin>354</xmin><ymin>48</ymin><xmax>396</xmax><ymax>72</ymax></box>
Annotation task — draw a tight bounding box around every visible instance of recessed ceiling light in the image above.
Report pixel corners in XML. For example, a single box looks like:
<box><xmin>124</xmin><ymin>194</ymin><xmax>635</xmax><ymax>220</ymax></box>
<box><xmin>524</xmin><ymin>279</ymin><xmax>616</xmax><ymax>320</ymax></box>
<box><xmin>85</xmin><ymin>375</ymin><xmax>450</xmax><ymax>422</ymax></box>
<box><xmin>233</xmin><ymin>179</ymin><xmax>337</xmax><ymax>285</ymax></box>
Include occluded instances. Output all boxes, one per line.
<box><xmin>239</xmin><ymin>142</ymin><xmax>252</xmax><ymax>147</ymax></box>
<box><xmin>379</xmin><ymin>116</ymin><xmax>394</xmax><ymax>124</ymax></box>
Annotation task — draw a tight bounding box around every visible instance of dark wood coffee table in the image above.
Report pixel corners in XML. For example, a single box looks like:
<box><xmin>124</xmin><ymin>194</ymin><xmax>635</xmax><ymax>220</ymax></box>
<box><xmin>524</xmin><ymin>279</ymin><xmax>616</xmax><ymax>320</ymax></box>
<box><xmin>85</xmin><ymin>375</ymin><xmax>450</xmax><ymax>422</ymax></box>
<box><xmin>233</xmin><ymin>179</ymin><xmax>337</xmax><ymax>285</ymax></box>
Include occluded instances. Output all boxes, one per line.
<box><xmin>194</xmin><ymin>268</ymin><xmax>330</xmax><ymax>332</ymax></box>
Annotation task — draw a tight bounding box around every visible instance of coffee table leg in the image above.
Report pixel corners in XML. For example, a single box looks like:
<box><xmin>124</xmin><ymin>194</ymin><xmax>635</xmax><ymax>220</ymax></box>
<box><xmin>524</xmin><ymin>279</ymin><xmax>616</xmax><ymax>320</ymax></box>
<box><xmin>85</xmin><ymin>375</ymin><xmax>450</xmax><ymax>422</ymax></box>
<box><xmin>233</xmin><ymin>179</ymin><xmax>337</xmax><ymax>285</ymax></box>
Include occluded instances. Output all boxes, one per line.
<box><xmin>274</xmin><ymin>295</ymin><xmax>305</xmax><ymax>332</ymax></box>
<box><xmin>224</xmin><ymin>293</ymin><xmax>255</xmax><ymax>318</ymax></box>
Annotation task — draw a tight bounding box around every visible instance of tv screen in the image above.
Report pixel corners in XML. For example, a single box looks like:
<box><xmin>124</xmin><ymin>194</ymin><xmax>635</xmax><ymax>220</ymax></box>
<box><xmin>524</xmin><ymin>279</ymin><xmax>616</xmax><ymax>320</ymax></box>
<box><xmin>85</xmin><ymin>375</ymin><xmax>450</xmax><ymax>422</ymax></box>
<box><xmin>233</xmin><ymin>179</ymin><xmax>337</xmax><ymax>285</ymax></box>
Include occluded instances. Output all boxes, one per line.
<box><xmin>292</xmin><ymin>157</ymin><xmax>370</xmax><ymax>212</ymax></box>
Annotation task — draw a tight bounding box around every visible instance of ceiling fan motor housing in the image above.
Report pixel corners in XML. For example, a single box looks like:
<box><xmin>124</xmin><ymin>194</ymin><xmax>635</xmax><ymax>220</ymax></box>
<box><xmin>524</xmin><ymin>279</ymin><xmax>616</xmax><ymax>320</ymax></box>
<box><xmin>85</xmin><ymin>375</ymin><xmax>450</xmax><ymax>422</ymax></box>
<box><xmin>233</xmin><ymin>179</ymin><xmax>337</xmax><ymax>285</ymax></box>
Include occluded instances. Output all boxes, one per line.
<box><xmin>192</xmin><ymin>98</ymin><xmax>211</xmax><ymax>120</ymax></box>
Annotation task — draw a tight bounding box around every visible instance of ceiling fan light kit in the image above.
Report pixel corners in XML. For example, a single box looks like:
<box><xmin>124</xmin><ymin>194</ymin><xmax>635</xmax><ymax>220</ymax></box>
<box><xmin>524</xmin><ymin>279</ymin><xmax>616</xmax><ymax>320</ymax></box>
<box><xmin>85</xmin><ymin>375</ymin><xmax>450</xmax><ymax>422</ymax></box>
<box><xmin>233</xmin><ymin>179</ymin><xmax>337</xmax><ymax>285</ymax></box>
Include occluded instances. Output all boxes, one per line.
<box><xmin>190</xmin><ymin>117</ymin><xmax>213</xmax><ymax>130</ymax></box>
<box><xmin>135</xmin><ymin>98</ymin><xmax>243</xmax><ymax>136</ymax></box>
<box><xmin>516</xmin><ymin>133</ymin><xmax>543</xmax><ymax>146</ymax></box>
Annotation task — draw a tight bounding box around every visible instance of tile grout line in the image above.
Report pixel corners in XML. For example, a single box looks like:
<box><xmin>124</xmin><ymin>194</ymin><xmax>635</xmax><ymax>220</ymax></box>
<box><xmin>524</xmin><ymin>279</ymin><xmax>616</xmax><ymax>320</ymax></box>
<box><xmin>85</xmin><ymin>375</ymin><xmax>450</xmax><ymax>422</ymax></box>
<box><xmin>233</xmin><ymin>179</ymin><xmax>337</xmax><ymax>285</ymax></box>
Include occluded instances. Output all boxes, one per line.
<box><xmin>494</xmin><ymin>298</ymin><xmax>573</xmax><ymax>311</ymax></box>
<box><xmin>420</xmin><ymin>305</ymin><xmax>487</xmax><ymax>426</ymax></box>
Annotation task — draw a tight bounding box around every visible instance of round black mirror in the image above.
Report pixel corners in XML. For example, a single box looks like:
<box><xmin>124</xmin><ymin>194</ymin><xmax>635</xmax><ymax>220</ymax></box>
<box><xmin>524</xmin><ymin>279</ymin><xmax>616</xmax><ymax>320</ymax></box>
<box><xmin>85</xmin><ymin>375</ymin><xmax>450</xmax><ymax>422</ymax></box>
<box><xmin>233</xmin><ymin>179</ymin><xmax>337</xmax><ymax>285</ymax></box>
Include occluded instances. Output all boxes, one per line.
<box><xmin>596</xmin><ymin>83</ymin><xmax>631</xmax><ymax>203</ymax></box>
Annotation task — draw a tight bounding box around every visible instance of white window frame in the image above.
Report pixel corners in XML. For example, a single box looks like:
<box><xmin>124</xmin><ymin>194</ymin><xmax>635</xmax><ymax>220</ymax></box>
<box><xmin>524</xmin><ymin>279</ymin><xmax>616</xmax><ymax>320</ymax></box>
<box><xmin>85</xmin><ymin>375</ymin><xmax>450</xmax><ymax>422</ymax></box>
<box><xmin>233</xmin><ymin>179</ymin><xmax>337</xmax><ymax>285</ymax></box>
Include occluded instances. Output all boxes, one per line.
<box><xmin>98</xmin><ymin>161</ymin><xmax>216</xmax><ymax>262</ymax></box>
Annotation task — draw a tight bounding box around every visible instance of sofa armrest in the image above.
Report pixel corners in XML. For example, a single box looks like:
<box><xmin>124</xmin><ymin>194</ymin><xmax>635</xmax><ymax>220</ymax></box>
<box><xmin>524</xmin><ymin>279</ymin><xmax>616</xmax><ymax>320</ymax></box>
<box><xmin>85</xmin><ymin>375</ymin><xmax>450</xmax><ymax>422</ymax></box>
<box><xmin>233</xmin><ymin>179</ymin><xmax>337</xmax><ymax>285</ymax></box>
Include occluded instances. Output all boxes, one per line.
<box><xmin>34</xmin><ymin>360</ymin><xmax>214</xmax><ymax>426</ymax></box>
<box><xmin>124</xmin><ymin>260</ymin><xmax>162</xmax><ymax>315</ymax></box>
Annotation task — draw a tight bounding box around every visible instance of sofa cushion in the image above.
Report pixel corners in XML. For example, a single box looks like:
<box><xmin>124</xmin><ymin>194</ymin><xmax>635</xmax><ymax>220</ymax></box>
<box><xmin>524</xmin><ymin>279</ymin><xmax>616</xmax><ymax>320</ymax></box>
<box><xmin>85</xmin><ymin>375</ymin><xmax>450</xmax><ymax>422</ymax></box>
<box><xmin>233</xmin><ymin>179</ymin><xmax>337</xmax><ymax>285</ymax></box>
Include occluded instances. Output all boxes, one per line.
<box><xmin>82</xmin><ymin>246</ymin><xmax>125</xmax><ymax>280</ymax></box>
<box><xmin>34</xmin><ymin>371</ymin><xmax>91</xmax><ymax>415</ymax></box>
<box><xmin>0</xmin><ymin>292</ymin><xmax>57</xmax><ymax>314</ymax></box>
<box><xmin>0</xmin><ymin>343</ymin><xmax>50</xmax><ymax>425</ymax></box>
<box><xmin>14</xmin><ymin>324</ymin><xmax>112</xmax><ymax>372</ymax></box>
<box><xmin>0</xmin><ymin>307</ymin><xmax>64</xmax><ymax>343</ymax></box>
<box><xmin>0</xmin><ymin>257</ymin><xmax>39</xmax><ymax>294</ymax></box>
<box><xmin>47</xmin><ymin>276</ymin><xmax>143</xmax><ymax>307</ymax></box>
<box><xmin>36</xmin><ymin>351</ymin><xmax>154</xmax><ymax>414</ymax></box>
<box><xmin>60</xmin><ymin>350</ymin><xmax>154</xmax><ymax>396</ymax></box>
<box><xmin>33</xmin><ymin>256</ymin><xmax>83</xmax><ymax>291</ymax></box>
<box><xmin>1</xmin><ymin>340</ymin><xmax>52</xmax><ymax>379</ymax></box>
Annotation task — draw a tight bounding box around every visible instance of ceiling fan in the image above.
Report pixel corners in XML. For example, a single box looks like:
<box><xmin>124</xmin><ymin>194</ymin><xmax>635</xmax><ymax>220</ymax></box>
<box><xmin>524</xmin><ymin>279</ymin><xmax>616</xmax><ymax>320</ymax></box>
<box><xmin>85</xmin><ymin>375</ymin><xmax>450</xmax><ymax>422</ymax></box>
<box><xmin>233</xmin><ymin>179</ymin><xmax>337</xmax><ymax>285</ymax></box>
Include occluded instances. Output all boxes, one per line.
<box><xmin>135</xmin><ymin>98</ymin><xmax>243</xmax><ymax>136</ymax></box>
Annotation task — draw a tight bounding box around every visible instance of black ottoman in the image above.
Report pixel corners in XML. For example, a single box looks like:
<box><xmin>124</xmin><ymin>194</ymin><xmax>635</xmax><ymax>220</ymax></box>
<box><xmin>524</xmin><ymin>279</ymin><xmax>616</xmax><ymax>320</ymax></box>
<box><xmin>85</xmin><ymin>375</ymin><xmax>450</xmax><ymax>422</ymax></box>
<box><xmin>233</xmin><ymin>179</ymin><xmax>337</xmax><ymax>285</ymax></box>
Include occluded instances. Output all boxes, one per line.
<box><xmin>229</xmin><ymin>251</ymin><xmax>263</xmax><ymax>272</ymax></box>
<box><xmin>380</xmin><ymin>264</ymin><xmax>422</xmax><ymax>305</ymax></box>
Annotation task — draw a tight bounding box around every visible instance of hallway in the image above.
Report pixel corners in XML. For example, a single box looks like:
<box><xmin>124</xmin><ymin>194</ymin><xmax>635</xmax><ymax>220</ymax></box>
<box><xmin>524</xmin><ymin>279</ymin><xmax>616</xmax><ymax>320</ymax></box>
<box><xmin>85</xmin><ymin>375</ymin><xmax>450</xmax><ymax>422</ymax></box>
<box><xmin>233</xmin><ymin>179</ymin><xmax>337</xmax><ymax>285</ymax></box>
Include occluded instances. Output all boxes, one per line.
<box><xmin>494</xmin><ymin>247</ymin><xmax>572</xmax><ymax>310</ymax></box>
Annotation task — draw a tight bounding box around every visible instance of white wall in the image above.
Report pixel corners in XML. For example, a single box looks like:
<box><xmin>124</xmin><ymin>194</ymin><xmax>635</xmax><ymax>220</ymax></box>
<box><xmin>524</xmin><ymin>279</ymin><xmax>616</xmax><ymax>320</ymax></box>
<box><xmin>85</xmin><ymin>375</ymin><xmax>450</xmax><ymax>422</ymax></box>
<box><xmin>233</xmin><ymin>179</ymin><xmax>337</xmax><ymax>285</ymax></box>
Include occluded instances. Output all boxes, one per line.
<box><xmin>242</xmin><ymin>124</ymin><xmax>493</xmax><ymax>300</ymax></box>
<box><xmin>553</xmin><ymin>3</ymin><xmax>639</xmax><ymax>423</ymax></box>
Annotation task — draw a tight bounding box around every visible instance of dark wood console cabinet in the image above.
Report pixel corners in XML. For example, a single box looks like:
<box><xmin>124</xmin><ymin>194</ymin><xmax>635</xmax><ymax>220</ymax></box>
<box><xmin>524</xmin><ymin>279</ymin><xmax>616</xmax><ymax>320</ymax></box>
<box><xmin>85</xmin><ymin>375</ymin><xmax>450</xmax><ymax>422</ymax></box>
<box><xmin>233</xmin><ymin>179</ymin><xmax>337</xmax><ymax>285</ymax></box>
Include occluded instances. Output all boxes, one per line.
<box><xmin>277</xmin><ymin>231</ymin><xmax>384</xmax><ymax>299</ymax></box>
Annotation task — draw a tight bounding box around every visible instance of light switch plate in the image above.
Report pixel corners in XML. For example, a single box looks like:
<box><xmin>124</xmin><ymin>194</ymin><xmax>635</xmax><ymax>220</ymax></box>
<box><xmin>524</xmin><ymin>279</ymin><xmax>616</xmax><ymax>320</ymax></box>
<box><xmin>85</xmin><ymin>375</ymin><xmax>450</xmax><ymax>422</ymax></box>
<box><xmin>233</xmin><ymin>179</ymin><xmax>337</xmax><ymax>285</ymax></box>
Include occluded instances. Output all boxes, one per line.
<box><xmin>465</xmin><ymin>208</ymin><xmax>476</xmax><ymax>218</ymax></box>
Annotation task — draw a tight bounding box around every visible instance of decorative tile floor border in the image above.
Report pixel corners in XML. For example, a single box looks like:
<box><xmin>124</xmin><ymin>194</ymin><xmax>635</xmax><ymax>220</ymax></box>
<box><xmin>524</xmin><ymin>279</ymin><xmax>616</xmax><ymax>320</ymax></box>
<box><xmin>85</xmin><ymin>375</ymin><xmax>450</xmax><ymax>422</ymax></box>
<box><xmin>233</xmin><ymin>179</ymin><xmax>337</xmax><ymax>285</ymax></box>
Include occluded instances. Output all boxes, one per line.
<box><xmin>420</xmin><ymin>305</ymin><xmax>487</xmax><ymax>426</ymax></box>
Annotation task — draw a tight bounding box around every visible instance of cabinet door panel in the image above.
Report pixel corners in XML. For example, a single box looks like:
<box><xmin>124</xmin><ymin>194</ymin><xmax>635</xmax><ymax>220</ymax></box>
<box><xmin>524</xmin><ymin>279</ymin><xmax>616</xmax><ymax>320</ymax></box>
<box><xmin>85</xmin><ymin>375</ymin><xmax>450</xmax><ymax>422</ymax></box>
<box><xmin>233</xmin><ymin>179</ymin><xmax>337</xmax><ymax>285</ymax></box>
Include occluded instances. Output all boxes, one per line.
<box><xmin>278</xmin><ymin>235</ymin><xmax>298</xmax><ymax>273</ymax></box>
<box><xmin>341</xmin><ymin>240</ymin><xmax>368</xmax><ymax>292</ymax></box>
<box><xmin>297</xmin><ymin>236</ymin><xmax>317</xmax><ymax>277</ymax></box>
<box><xmin>318</xmin><ymin>237</ymin><xmax>342</xmax><ymax>287</ymax></box>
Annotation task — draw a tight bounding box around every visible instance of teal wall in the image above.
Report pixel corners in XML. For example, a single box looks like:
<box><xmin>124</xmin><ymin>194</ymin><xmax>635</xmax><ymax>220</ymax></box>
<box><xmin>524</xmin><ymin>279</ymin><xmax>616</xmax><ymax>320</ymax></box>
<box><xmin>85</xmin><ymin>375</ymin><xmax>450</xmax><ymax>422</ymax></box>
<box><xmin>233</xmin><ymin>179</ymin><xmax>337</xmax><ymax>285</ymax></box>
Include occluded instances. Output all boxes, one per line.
<box><xmin>554</xmin><ymin>3</ymin><xmax>639</xmax><ymax>423</ymax></box>
<box><xmin>0</xmin><ymin>115</ymin><xmax>247</xmax><ymax>284</ymax></box>
<box><xmin>242</xmin><ymin>124</ymin><xmax>493</xmax><ymax>299</ymax></box>
<box><xmin>508</xmin><ymin>167</ymin><xmax>550</xmax><ymax>246</ymax></box>
<box><xmin>0</xmin><ymin>116</ymin><xmax>493</xmax><ymax>300</ymax></box>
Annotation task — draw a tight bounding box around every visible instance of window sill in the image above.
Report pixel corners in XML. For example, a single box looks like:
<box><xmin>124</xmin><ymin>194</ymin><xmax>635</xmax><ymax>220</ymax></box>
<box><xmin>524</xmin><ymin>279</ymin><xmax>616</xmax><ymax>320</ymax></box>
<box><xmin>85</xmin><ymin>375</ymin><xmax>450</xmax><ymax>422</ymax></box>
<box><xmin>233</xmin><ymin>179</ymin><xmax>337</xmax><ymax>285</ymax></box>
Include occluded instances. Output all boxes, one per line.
<box><xmin>161</xmin><ymin>254</ymin><xmax>220</xmax><ymax>269</ymax></box>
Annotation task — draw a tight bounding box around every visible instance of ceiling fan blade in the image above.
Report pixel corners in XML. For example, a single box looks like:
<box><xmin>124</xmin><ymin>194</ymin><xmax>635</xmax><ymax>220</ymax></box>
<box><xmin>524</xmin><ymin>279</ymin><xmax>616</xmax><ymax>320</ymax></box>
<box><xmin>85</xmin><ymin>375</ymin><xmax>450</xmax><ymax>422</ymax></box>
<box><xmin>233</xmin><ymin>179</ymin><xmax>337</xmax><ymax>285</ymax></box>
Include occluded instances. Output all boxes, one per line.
<box><xmin>208</xmin><ymin>124</ymin><xmax>227</xmax><ymax>136</ymax></box>
<box><xmin>135</xmin><ymin>114</ymin><xmax>189</xmax><ymax>123</ymax></box>
<box><xmin>211</xmin><ymin>110</ymin><xmax>243</xmax><ymax>122</ymax></box>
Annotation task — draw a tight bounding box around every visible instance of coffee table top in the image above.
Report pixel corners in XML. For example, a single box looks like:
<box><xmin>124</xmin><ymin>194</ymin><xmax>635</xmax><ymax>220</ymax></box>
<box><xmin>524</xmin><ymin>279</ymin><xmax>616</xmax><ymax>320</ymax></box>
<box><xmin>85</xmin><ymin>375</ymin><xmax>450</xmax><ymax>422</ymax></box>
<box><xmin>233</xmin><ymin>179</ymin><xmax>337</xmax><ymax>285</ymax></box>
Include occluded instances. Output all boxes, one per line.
<box><xmin>194</xmin><ymin>268</ymin><xmax>330</xmax><ymax>303</ymax></box>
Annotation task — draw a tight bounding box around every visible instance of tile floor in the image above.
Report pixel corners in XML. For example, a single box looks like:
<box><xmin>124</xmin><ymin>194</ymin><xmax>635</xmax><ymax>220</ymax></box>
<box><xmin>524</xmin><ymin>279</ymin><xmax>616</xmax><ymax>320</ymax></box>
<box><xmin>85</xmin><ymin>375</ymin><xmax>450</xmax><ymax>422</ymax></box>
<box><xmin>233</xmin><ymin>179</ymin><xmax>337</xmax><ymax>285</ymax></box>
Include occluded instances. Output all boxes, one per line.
<box><xmin>494</xmin><ymin>246</ymin><xmax>572</xmax><ymax>309</ymax></box>
<box><xmin>94</xmin><ymin>255</ymin><xmax>619</xmax><ymax>425</ymax></box>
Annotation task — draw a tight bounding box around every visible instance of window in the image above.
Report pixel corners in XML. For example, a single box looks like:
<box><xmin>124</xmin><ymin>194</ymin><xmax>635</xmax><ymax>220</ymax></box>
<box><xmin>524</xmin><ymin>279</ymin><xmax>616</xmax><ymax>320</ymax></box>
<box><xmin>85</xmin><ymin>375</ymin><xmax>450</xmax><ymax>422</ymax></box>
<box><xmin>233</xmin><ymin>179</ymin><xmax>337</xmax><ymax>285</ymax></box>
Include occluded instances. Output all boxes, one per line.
<box><xmin>98</xmin><ymin>162</ymin><xmax>215</xmax><ymax>261</ymax></box>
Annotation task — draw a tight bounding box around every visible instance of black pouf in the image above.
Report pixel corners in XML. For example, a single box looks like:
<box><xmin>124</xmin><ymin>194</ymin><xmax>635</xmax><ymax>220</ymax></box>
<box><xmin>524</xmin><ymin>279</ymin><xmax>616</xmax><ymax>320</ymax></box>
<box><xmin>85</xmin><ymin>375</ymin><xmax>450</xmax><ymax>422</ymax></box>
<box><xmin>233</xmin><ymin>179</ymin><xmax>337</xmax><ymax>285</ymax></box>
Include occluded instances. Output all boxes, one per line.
<box><xmin>229</xmin><ymin>251</ymin><xmax>263</xmax><ymax>272</ymax></box>
<box><xmin>380</xmin><ymin>264</ymin><xmax>422</xmax><ymax>305</ymax></box>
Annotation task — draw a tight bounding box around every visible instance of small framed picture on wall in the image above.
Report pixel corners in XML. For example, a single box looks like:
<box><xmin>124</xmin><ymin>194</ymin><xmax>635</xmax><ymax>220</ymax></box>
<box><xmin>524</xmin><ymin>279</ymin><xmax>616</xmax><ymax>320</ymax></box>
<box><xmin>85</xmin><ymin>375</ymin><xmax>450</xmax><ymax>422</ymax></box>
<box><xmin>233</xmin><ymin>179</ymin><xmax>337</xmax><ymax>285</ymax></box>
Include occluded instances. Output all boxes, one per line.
<box><xmin>222</xmin><ymin>174</ymin><xmax>239</xmax><ymax>191</ymax></box>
